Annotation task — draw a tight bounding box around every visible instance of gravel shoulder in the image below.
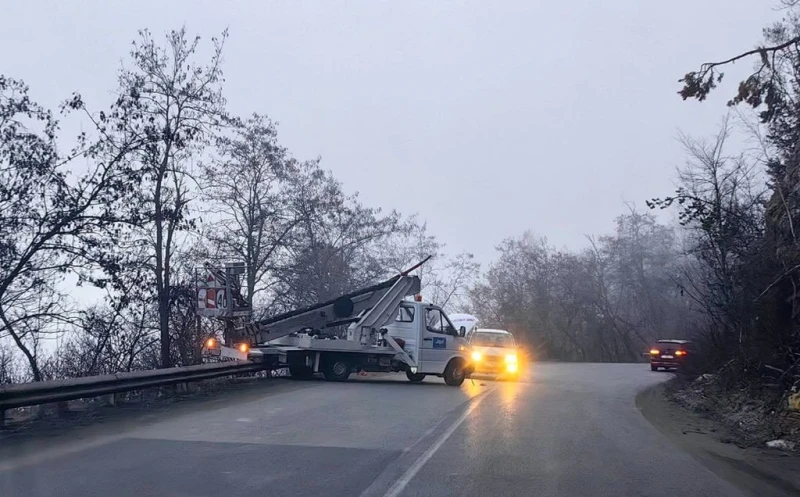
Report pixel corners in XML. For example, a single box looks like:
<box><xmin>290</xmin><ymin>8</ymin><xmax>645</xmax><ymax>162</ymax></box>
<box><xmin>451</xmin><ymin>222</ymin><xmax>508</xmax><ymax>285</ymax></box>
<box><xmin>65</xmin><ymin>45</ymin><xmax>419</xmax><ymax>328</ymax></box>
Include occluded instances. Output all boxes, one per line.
<box><xmin>637</xmin><ymin>382</ymin><xmax>800</xmax><ymax>497</ymax></box>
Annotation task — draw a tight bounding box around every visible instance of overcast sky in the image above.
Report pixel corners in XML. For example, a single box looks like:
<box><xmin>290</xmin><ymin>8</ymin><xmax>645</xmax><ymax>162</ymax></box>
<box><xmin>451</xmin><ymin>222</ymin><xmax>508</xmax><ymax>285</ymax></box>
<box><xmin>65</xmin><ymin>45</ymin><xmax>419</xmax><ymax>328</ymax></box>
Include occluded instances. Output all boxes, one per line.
<box><xmin>0</xmin><ymin>0</ymin><xmax>782</xmax><ymax>264</ymax></box>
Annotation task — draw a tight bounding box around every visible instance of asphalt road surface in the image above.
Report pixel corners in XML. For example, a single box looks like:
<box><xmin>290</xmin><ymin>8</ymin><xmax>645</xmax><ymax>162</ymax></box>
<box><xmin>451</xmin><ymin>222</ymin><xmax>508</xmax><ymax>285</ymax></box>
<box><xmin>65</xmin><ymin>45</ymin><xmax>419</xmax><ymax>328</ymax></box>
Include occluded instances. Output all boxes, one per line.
<box><xmin>0</xmin><ymin>363</ymin><xmax>754</xmax><ymax>497</ymax></box>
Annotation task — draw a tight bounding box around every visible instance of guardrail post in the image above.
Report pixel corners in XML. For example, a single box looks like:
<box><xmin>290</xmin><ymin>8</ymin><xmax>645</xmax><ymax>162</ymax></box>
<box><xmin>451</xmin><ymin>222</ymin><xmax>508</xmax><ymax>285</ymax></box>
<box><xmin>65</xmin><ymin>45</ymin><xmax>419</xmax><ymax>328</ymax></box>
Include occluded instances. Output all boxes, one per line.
<box><xmin>106</xmin><ymin>393</ymin><xmax>117</xmax><ymax>406</ymax></box>
<box><xmin>56</xmin><ymin>401</ymin><xmax>70</xmax><ymax>418</ymax></box>
<box><xmin>1</xmin><ymin>409</ymin><xmax>5</xmax><ymax>429</ymax></box>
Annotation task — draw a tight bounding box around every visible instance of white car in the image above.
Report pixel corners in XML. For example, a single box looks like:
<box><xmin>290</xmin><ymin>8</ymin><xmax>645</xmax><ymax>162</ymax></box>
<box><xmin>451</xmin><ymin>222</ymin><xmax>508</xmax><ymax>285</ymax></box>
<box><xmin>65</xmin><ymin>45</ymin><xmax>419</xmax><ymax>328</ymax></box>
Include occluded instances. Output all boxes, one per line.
<box><xmin>467</xmin><ymin>328</ymin><xmax>520</xmax><ymax>377</ymax></box>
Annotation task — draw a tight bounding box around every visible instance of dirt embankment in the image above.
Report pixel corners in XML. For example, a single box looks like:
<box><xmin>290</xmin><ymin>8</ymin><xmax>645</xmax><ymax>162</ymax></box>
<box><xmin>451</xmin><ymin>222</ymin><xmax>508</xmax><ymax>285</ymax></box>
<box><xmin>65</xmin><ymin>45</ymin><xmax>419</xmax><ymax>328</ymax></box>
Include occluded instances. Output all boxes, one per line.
<box><xmin>637</xmin><ymin>380</ymin><xmax>800</xmax><ymax>497</ymax></box>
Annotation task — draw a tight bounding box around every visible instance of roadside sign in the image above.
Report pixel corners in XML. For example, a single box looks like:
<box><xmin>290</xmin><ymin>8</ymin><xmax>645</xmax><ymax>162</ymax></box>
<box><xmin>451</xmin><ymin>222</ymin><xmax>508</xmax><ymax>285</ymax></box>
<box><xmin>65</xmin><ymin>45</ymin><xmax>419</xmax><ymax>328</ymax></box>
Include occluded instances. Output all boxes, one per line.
<box><xmin>195</xmin><ymin>263</ymin><xmax>251</xmax><ymax>319</ymax></box>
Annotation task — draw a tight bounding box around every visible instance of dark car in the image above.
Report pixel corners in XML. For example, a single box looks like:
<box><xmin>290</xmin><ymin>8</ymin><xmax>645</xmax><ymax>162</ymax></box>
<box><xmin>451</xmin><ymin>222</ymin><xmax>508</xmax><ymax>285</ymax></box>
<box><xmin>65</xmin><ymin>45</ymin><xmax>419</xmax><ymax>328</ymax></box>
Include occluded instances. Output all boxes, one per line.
<box><xmin>649</xmin><ymin>339</ymin><xmax>693</xmax><ymax>371</ymax></box>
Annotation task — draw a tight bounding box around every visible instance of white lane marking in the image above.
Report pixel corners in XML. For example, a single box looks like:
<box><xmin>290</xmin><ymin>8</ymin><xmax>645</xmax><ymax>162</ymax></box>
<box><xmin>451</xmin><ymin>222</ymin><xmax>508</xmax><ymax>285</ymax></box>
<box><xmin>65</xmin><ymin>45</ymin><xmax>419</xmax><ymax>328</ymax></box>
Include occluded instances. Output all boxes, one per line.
<box><xmin>381</xmin><ymin>392</ymin><xmax>488</xmax><ymax>497</ymax></box>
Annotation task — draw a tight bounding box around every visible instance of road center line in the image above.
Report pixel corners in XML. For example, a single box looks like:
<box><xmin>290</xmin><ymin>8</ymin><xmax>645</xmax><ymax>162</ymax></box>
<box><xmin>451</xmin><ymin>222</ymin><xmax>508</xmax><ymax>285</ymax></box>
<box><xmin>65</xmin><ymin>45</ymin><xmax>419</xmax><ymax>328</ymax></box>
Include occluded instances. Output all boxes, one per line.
<box><xmin>381</xmin><ymin>391</ymin><xmax>489</xmax><ymax>497</ymax></box>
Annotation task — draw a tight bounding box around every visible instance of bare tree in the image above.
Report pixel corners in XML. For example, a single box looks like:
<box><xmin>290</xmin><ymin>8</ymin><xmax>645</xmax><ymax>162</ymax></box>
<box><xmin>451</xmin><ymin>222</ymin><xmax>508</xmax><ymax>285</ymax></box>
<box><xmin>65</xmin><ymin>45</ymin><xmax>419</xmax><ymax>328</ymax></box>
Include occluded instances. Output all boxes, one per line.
<box><xmin>381</xmin><ymin>216</ymin><xmax>441</xmax><ymax>284</ymax></box>
<box><xmin>471</xmin><ymin>215</ymin><xmax>686</xmax><ymax>362</ymax></box>
<box><xmin>111</xmin><ymin>28</ymin><xmax>229</xmax><ymax>368</ymax></box>
<box><xmin>0</xmin><ymin>341</ymin><xmax>21</xmax><ymax>384</ymax></box>
<box><xmin>203</xmin><ymin>114</ymin><xmax>297</xmax><ymax>311</ymax></box>
<box><xmin>274</xmin><ymin>164</ymin><xmax>402</xmax><ymax>309</ymax></box>
<box><xmin>649</xmin><ymin>116</ymin><xmax>766</xmax><ymax>342</ymax></box>
<box><xmin>42</xmin><ymin>301</ymin><xmax>157</xmax><ymax>379</ymax></box>
<box><xmin>380</xmin><ymin>218</ymin><xmax>479</xmax><ymax>310</ymax></box>
<box><xmin>426</xmin><ymin>252</ymin><xmax>480</xmax><ymax>310</ymax></box>
<box><xmin>0</xmin><ymin>76</ymin><xmax>147</xmax><ymax>380</ymax></box>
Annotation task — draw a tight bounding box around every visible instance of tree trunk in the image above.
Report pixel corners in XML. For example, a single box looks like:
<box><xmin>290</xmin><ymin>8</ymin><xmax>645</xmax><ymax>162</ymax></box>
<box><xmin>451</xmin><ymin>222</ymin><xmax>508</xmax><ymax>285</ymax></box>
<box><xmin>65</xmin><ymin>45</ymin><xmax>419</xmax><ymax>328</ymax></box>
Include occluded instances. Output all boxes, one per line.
<box><xmin>159</xmin><ymin>291</ymin><xmax>171</xmax><ymax>369</ymax></box>
<box><xmin>154</xmin><ymin>163</ymin><xmax>171</xmax><ymax>369</ymax></box>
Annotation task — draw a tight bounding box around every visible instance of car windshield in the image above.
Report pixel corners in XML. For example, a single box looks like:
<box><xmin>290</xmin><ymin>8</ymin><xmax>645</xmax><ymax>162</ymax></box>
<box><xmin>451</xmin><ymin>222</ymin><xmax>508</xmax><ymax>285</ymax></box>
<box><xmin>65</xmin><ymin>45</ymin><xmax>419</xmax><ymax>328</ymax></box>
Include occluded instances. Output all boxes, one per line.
<box><xmin>471</xmin><ymin>332</ymin><xmax>515</xmax><ymax>348</ymax></box>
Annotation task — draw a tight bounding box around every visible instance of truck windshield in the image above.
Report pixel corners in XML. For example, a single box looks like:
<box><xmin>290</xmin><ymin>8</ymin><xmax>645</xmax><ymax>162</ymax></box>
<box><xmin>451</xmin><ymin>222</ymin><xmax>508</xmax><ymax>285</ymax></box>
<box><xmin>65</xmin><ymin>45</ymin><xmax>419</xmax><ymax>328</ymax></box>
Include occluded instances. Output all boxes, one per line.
<box><xmin>471</xmin><ymin>332</ymin><xmax>515</xmax><ymax>348</ymax></box>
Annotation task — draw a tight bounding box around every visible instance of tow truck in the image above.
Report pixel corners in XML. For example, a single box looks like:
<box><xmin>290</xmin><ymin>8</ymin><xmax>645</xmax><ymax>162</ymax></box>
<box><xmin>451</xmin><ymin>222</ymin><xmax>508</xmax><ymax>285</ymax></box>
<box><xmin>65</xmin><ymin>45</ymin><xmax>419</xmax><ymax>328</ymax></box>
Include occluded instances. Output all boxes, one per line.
<box><xmin>201</xmin><ymin>261</ymin><xmax>475</xmax><ymax>386</ymax></box>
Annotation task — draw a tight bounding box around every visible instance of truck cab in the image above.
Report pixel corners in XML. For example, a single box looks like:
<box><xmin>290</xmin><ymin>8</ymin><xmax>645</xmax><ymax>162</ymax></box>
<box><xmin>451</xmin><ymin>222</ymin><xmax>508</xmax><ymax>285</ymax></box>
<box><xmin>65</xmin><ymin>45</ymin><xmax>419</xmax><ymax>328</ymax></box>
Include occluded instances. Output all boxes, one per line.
<box><xmin>380</xmin><ymin>300</ymin><xmax>473</xmax><ymax>384</ymax></box>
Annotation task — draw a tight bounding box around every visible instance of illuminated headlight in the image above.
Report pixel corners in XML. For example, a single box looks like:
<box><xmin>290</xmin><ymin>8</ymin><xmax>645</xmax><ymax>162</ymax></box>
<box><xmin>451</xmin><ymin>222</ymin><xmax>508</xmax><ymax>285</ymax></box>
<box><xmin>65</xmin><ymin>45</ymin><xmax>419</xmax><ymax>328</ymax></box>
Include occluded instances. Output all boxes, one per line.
<box><xmin>505</xmin><ymin>354</ymin><xmax>518</xmax><ymax>363</ymax></box>
<box><xmin>471</xmin><ymin>351</ymin><xmax>482</xmax><ymax>362</ymax></box>
<box><xmin>507</xmin><ymin>362</ymin><xmax>518</xmax><ymax>373</ymax></box>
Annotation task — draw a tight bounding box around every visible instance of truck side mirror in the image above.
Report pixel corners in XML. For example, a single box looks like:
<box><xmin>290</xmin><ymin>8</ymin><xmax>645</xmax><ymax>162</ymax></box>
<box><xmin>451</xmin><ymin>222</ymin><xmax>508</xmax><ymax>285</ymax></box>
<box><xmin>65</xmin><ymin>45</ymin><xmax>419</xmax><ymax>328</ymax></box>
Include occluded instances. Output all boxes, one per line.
<box><xmin>459</xmin><ymin>326</ymin><xmax>466</xmax><ymax>337</ymax></box>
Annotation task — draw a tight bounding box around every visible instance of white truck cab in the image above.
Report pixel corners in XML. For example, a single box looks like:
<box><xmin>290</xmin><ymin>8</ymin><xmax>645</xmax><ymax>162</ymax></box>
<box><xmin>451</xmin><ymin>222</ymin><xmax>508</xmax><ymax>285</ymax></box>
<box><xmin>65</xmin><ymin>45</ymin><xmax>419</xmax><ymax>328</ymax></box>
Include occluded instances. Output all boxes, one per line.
<box><xmin>380</xmin><ymin>300</ymin><xmax>473</xmax><ymax>383</ymax></box>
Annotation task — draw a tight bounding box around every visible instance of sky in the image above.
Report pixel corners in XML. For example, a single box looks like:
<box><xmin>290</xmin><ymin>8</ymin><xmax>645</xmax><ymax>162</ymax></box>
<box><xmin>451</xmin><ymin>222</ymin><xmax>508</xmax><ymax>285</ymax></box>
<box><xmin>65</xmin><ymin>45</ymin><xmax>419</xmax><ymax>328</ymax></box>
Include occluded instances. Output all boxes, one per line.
<box><xmin>0</xmin><ymin>0</ymin><xmax>784</xmax><ymax>265</ymax></box>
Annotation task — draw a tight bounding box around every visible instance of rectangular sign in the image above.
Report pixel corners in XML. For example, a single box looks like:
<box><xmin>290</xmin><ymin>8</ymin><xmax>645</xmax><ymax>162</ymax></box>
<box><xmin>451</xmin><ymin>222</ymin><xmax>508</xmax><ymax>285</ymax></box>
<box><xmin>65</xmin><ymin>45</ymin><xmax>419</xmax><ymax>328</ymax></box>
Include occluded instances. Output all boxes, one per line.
<box><xmin>196</xmin><ymin>265</ymin><xmax>252</xmax><ymax>319</ymax></box>
<box><xmin>433</xmin><ymin>337</ymin><xmax>446</xmax><ymax>349</ymax></box>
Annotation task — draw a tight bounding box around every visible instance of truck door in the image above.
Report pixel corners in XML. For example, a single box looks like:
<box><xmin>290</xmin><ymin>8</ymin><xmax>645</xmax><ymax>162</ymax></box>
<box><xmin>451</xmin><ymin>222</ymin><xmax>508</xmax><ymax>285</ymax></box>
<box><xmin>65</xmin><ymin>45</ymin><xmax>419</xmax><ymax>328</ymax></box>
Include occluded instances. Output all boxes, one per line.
<box><xmin>418</xmin><ymin>307</ymin><xmax>459</xmax><ymax>374</ymax></box>
<box><xmin>388</xmin><ymin>304</ymin><xmax>420</xmax><ymax>363</ymax></box>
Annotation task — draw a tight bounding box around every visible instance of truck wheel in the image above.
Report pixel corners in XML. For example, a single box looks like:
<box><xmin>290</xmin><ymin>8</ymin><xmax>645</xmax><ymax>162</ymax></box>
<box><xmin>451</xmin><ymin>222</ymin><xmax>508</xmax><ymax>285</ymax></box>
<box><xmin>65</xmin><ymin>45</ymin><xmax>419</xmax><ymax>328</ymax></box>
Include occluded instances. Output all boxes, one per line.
<box><xmin>289</xmin><ymin>365</ymin><xmax>315</xmax><ymax>380</ymax></box>
<box><xmin>406</xmin><ymin>370</ymin><xmax>426</xmax><ymax>383</ymax></box>
<box><xmin>323</xmin><ymin>359</ymin><xmax>351</xmax><ymax>382</ymax></box>
<box><xmin>650</xmin><ymin>365</ymin><xmax>658</xmax><ymax>372</ymax></box>
<box><xmin>443</xmin><ymin>360</ymin><xmax>466</xmax><ymax>387</ymax></box>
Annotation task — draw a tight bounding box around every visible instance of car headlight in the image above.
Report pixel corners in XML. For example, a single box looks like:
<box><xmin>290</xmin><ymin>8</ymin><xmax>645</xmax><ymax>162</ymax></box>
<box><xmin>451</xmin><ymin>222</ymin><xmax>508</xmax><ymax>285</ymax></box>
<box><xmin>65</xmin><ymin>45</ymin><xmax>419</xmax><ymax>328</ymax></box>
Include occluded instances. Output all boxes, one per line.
<box><xmin>471</xmin><ymin>351</ymin><xmax>482</xmax><ymax>362</ymax></box>
<box><xmin>505</xmin><ymin>354</ymin><xmax>518</xmax><ymax>363</ymax></box>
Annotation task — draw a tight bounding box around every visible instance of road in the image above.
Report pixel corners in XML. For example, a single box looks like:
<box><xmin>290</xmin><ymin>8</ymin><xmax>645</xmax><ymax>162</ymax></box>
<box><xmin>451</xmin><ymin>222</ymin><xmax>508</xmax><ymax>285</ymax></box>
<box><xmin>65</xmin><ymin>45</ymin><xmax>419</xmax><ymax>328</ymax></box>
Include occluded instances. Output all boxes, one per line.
<box><xmin>0</xmin><ymin>363</ymin><xmax>752</xmax><ymax>497</ymax></box>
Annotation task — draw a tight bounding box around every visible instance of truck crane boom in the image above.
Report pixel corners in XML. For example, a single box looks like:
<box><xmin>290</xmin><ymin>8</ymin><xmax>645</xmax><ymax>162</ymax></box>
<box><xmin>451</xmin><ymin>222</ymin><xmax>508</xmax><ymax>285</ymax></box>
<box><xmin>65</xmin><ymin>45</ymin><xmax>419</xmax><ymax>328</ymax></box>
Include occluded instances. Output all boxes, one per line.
<box><xmin>234</xmin><ymin>256</ymin><xmax>430</xmax><ymax>345</ymax></box>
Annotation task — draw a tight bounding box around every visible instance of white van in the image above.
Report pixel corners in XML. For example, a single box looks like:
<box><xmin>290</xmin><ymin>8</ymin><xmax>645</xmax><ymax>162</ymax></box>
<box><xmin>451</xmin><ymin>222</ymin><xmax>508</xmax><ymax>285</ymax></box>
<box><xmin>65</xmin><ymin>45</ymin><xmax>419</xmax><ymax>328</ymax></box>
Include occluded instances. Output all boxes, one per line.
<box><xmin>467</xmin><ymin>328</ymin><xmax>519</xmax><ymax>377</ymax></box>
<box><xmin>445</xmin><ymin>314</ymin><xmax>520</xmax><ymax>376</ymax></box>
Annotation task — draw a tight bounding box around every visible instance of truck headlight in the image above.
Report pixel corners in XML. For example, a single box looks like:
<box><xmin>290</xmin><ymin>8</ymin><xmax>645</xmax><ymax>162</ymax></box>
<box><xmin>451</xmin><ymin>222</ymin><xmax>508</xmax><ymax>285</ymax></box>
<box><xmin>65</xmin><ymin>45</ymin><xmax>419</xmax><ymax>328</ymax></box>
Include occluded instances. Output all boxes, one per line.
<box><xmin>471</xmin><ymin>351</ymin><xmax>482</xmax><ymax>362</ymax></box>
<box><xmin>505</xmin><ymin>354</ymin><xmax>518</xmax><ymax>363</ymax></box>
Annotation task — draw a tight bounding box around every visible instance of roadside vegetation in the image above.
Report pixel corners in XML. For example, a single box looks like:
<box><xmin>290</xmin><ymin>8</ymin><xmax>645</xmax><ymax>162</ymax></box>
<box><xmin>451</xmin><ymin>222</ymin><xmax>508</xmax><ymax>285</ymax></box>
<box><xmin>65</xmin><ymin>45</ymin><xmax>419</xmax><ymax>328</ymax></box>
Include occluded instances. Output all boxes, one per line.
<box><xmin>659</xmin><ymin>0</ymin><xmax>800</xmax><ymax>448</ymax></box>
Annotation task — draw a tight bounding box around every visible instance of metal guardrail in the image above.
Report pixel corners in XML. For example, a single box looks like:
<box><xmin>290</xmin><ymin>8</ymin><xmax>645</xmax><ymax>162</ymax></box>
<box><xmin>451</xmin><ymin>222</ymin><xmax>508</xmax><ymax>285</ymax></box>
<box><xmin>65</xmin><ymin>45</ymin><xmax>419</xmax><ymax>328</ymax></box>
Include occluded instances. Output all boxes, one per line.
<box><xmin>0</xmin><ymin>361</ymin><xmax>268</xmax><ymax>415</ymax></box>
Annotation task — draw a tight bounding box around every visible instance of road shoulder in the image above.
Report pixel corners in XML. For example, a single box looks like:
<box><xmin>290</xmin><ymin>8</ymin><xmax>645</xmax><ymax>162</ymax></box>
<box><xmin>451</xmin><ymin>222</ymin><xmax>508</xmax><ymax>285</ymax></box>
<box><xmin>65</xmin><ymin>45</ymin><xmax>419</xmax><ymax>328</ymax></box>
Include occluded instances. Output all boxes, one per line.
<box><xmin>0</xmin><ymin>376</ymin><xmax>318</xmax><ymax>470</ymax></box>
<box><xmin>636</xmin><ymin>382</ymin><xmax>800</xmax><ymax>497</ymax></box>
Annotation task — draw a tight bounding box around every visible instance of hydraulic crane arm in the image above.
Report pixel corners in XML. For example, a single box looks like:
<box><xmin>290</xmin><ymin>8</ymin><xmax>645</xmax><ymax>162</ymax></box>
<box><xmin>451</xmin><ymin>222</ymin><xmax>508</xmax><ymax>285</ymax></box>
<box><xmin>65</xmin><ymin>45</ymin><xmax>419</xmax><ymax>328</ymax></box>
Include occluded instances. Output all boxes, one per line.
<box><xmin>235</xmin><ymin>274</ymin><xmax>421</xmax><ymax>345</ymax></box>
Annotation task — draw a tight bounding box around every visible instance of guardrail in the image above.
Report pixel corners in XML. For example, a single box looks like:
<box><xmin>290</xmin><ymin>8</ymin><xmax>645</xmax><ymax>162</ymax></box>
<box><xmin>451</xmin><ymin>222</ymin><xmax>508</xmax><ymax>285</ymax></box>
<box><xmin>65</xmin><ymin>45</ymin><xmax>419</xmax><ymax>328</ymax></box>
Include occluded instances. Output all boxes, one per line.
<box><xmin>0</xmin><ymin>361</ymin><xmax>268</xmax><ymax>427</ymax></box>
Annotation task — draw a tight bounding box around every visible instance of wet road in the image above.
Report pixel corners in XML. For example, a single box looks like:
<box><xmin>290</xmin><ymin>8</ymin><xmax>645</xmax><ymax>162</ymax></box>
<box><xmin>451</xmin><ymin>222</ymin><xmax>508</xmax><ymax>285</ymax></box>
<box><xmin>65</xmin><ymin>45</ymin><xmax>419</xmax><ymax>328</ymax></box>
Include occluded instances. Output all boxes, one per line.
<box><xmin>0</xmin><ymin>363</ymin><xmax>751</xmax><ymax>497</ymax></box>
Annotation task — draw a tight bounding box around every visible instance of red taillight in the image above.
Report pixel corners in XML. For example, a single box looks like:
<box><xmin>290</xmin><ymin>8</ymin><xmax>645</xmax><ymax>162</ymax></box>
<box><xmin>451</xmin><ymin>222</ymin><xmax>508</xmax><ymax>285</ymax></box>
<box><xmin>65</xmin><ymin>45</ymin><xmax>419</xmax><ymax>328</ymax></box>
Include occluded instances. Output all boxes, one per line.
<box><xmin>675</xmin><ymin>350</ymin><xmax>686</xmax><ymax>356</ymax></box>
<box><xmin>649</xmin><ymin>349</ymin><xmax>659</xmax><ymax>355</ymax></box>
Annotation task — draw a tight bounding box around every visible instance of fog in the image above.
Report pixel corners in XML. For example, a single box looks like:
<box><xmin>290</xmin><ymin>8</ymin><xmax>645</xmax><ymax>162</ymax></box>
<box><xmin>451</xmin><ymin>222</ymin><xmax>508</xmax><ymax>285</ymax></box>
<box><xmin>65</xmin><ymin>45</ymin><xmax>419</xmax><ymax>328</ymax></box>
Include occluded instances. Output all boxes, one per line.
<box><xmin>0</xmin><ymin>0</ymin><xmax>778</xmax><ymax>261</ymax></box>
